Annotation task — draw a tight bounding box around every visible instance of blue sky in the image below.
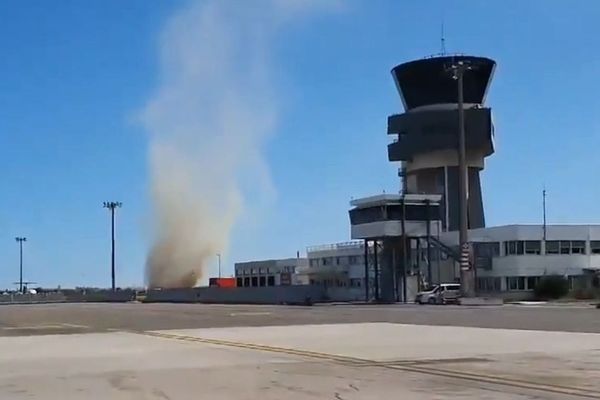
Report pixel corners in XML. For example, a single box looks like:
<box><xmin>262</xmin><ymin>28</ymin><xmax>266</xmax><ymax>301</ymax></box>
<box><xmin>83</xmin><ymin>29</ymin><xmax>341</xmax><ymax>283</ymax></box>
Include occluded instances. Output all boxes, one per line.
<box><xmin>0</xmin><ymin>0</ymin><xmax>598</xmax><ymax>289</ymax></box>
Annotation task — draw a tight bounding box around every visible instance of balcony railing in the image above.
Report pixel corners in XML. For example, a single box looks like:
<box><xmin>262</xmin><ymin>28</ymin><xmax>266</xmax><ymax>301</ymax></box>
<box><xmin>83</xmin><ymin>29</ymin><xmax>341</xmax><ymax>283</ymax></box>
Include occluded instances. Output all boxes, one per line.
<box><xmin>296</xmin><ymin>264</ymin><xmax>350</xmax><ymax>275</ymax></box>
<box><xmin>306</xmin><ymin>241</ymin><xmax>366</xmax><ymax>253</ymax></box>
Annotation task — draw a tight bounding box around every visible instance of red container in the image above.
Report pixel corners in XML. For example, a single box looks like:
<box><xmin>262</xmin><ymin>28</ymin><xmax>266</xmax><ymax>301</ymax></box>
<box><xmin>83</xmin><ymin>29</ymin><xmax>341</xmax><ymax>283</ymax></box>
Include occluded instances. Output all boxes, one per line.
<box><xmin>208</xmin><ymin>277</ymin><xmax>236</xmax><ymax>288</ymax></box>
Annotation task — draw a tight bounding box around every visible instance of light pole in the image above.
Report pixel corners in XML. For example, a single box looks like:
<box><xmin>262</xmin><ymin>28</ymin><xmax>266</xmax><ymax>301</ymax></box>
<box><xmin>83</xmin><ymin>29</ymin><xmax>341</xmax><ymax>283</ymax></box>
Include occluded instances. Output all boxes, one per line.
<box><xmin>15</xmin><ymin>237</ymin><xmax>26</xmax><ymax>293</ymax></box>
<box><xmin>448</xmin><ymin>60</ymin><xmax>475</xmax><ymax>297</ymax></box>
<box><xmin>103</xmin><ymin>201</ymin><xmax>122</xmax><ymax>290</ymax></box>
<box><xmin>217</xmin><ymin>253</ymin><xmax>222</xmax><ymax>279</ymax></box>
<box><xmin>542</xmin><ymin>188</ymin><xmax>547</xmax><ymax>241</ymax></box>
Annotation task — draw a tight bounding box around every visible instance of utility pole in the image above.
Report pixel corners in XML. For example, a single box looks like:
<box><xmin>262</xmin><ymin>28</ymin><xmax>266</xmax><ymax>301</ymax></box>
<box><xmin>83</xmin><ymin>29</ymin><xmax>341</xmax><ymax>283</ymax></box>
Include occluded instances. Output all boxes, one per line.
<box><xmin>542</xmin><ymin>188</ymin><xmax>547</xmax><ymax>241</ymax></box>
<box><xmin>15</xmin><ymin>237</ymin><xmax>27</xmax><ymax>293</ymax></box>
<box><xmin>103</xmin><ymin>201</ymin><xmax>122</xmax><ymax>290</ymax></box>
<box><xmin>217</xmin><ymin>253</ymin><xmax>222</xmax><ymax>279</ymax></box>
<box><xmin>448</xmin><ymin>60</ymin><xmax>475</xmax><ymax>297</ymax></box>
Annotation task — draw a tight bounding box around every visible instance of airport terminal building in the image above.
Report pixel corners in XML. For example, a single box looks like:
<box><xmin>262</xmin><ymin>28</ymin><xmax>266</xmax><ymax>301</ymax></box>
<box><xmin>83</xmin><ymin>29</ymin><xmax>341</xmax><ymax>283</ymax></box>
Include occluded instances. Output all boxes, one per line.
<box><xmin>437</xmin><ymin>224</ymin><xmax>600</xmax><ymax>296</ymax></box>
<box><xmin>235</xmin><ymin>224</ymin><xmax>600</xmax><ymax>300</ymax></box>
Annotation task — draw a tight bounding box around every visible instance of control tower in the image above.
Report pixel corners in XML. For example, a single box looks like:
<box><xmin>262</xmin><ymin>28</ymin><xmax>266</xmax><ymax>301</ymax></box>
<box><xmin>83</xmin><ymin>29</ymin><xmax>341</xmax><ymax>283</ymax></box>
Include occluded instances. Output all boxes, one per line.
<box><xmin>387</xmin><ymin>55</ymin><xmax>496</xmax><ymax>231</ymax></box>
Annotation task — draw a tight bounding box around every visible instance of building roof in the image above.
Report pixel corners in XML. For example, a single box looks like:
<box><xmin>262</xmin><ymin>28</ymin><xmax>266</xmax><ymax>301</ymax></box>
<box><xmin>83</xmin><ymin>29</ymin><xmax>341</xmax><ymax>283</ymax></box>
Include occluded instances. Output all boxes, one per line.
<box><xmin>350</xmin><ymin>193</ymin><xmax>442</xmax><ymax>208</ymax></box>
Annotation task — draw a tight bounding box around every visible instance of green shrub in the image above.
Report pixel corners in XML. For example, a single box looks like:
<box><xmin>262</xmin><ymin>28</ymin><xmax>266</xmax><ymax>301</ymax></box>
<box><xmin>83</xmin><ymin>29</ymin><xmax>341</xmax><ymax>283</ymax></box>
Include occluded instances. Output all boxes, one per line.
<box><xmin>572</xmin><ymin>288</ymin><xmax>596</xmax><ymax>300</ymax></box>
<box><xmin>534</xmin><ymin>275</ymin><xmax>569</xmax><ymax>300</ymax></box>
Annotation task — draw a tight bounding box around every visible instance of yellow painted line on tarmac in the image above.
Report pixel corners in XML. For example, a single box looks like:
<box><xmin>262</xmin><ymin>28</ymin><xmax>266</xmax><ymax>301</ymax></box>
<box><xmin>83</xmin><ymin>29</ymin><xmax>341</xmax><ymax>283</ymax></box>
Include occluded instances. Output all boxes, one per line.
<box><xmin>3</xmin><ymin>324</ymin><xmax>66</xmax><ymax>330</ymax></box>
<box><xmin>3</xmin><ymin>323</ymin><xmax>89</xmax><ymax>330</ymax></box>
<box><xmin>59</xmin><ymin>323</ymin><xmax>90</xmax><ymax>329</ymax></box>
<box><xmin>229</xmin><ymin>312</ymin><xmax>272</xmax><ymax>317</ymax></box>
<box><xmin>137</xmin><ymin>330</ymin><xmax>600</xmax><ymax>399</ymax></box>
<box><xmin>386</xmin><ymin>363</ymin><xmax>600</xmax><ymax>399</ymax></box>
<box><xmin>142</xmin><ymin>331</ymin><xmax>367</xmax><ymax>364</ymax></box>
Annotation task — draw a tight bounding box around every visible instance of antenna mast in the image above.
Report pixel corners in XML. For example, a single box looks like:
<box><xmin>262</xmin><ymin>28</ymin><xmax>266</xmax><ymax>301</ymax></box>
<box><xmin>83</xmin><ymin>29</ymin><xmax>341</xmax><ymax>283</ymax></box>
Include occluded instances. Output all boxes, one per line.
<box><xmin>440</xmin><ymin>20</ymin><xmax>446</xmax><ymax>55</ymax></box>
<box><xmin>542</xmin><ymin>187</ymin><xmax>547</xmax><ymax>241</ymax></box>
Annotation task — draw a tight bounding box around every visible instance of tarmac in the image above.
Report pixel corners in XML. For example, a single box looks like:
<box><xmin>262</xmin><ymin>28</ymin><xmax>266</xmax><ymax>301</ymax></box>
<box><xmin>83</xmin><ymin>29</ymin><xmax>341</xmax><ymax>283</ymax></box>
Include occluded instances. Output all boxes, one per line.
<box><xmin>1</xmin><ymin>302</ymin><xmax>600</xmax><ymax>399</ymax></box>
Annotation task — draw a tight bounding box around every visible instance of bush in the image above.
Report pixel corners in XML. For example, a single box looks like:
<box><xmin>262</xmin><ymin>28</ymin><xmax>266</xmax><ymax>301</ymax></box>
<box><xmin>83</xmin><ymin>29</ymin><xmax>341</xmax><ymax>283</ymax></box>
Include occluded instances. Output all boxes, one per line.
<box><xmin>534</xmin><ymin>275</ymin><xmax>569</xmax><ymax>300</ymax></box>
<box><xmin>572</xmin><ymin>288</ymin><xmax>596</xmax><ymax>300</ymax></box>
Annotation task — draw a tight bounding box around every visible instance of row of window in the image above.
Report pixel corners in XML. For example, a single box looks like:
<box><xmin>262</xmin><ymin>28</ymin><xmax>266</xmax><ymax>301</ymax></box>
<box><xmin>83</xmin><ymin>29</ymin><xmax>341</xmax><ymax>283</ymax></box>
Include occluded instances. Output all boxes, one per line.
<box><xmin>310</xmin><ymin>239</ymin><xmax>600</xmax><ymax>270</ymax></box>
<box><xmin>476</xmin><ymin>277</ymin><xmax>502</xmax><ymax>292</ymax></box>
<box><xmin>505</xmin><ymin>276</ymin><xmax>539</xmax><ymax>291</ymax></box>
<box><xmin>419</xmin><ymin>240</ymin><xmax>600</xmax><ymax>262</ymax></box>
<box><xmin>546</xmin><ymin>241</ymin><xmax>590</xmax><ymax>254</ymax></box>
<box><xmin>476</xmin><ymin>276</ymin><xmax>540</xmax><ymax>292</ymax></box>
<box><xmin>309</xmin><ymin>256</ymin><xmax>360</xmax><ymax>267</ymax></box>
<box><xmin>236</xmin><ymin>276</ymin><xmax>276</xmax><ymax>287</ymax></box>
<box><xmin>308</xmin><ymin>278</ymin><xmax>363</xmax><ymax>288</ymax></box>
<box><xmin>236</xmin><ymin>266</ymin><xmax>295</xmax><ymax>276</ymax></box>
<box><xmin>504</xmin><ymin>240</ymin><xmax>598</xmax><ymax>255</ymax></box>
<box><xmin>477</xmin><ymin>276</ymin><xmax>580</xmax><ymax>292</ymax></box>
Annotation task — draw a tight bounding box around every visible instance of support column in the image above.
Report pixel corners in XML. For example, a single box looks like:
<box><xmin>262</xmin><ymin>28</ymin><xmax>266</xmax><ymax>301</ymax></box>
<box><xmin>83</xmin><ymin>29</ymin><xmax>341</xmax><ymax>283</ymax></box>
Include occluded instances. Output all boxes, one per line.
<box><xmin>374</xmin><ymin>240</ymin><xmax>379</xmax><ymax>301</ymax></box>
<box><xmin>380</xmin><ymin>238</ymin><xmax>399</xmax><ymax>303</ymax></box>
<box><xmin>401</xmin><ymin>197</ymin><xmax>408</xmax><ymax>303</ymax></box>
<box><xmin>426</xmin><ymin>199</ymin><xmax>432</xmax><ymax>286</ymax></box>
<box><xmin>416</xmin><ymin>238</ymin><xmax>421</xmax><ymax>291</ymax></box>
<box><xmin>364</xmin><ymin>239</ymin><xmax>369</xmax><ymax>302</ymax></box>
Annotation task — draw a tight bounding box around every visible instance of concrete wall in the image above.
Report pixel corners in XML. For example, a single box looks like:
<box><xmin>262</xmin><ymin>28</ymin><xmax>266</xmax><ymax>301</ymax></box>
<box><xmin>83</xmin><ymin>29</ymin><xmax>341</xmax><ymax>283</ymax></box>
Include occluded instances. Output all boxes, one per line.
<box><xmin>323</xmin><ymin>287</ymin><xmax>364</xmax><ymax>302</ymax></box>
<box><xmin>0</xmin><ymin>290</ymin><xmax>136</xmax><ymax>304</ymax></box>
<box><xmin>404</xmin><ymin>275</ymin><xmax>420</xmax><ymax>302</ymax></box>
<box><xmin>492</xmin><ymin>290</ymin><xmax>535</xmax><ymax>302</ymax></box>
<box><xmin>65</xmin><ymin>290</ymin><xmax>136</xmax><ymax>303</ymax></box>
<box><xmin>0</xmin><ymin>293</ymin><xmax>66</xmax><ymax>304</ymax></box>
<box><xmin>145</xmin><ymin>285</ymin><xmax>367</xmax><ymax>304</ymax></box>
<box><xmin>145</xmin><ymin>286</ymin><xmax>322</xmax><ymax>304</ymax></box>
<box><xmin>351</xmin><ymin>220</ymin><xmax>443</xmax><ymax>240</ymax></box>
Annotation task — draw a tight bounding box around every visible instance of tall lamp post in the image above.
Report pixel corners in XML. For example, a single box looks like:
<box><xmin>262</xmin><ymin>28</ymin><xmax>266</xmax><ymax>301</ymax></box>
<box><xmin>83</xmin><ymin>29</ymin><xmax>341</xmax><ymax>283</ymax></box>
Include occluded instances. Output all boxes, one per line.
<box><xmin>15</xmin><ymin>237</ymin><xmax>27</xmax><ymax>293</ymax></box>
<box><xmin>448</xmin><ymin>60</ymin><xmax>475</xmax><ymax>297</ymax></box>
<box><xmin>103</xmin><ymin>201</ymin><xmax>122</xmax><ymax>290</ymax></box>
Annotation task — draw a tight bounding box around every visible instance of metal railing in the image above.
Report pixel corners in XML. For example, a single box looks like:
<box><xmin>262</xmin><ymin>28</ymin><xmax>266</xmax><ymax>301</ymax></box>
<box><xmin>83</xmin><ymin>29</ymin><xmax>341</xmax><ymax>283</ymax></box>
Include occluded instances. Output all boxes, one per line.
<box><xmin>306</xmin><ymin>241</ymin><xmax>366</xmax><ymax>253</ymax></box>
<box><xmin>429</xmin><ymin>236</ymin><xmax>460</xmax><ymax>263</ymax></box>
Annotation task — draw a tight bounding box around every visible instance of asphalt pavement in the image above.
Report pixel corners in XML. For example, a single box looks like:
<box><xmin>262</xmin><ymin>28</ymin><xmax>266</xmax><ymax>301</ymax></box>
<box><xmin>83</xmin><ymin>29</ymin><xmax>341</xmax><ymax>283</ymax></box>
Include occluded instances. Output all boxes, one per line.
<box><xmin>2</xmin><ymin>302</ymin><xmax>600</xmax><ymax>399</ymax></box>
<box><xmin>0</xmin><ymin>302</ymin><xmax>599</xmax><ymax>336</ymax></box>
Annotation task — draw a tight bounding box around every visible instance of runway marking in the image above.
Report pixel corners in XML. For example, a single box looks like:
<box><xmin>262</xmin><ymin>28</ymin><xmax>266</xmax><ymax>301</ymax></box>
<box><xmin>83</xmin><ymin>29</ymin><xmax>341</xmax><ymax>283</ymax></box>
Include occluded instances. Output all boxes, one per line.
<box><xmin>3</xmin><ymin>324</ymin><xmax>66</xmax><ymax>330</ymax></box>
<box><xmin>229</xmin><ymin>312</ymin><xmax>272</xmax><ymax>317</ymax></box>
<box><xmin>2</xmin><ymin>323</ymin><xmax>89</xmax><ymax>331</ymax></box>
<box><xmin>137</xmin><ymin>330</ymin><xmax>600</xmax><ymax>399</ymax></box>
<box><xmin>58</xmin><ymin>323</ymin><xmax>90</xmax><ymax>329</ymax></box>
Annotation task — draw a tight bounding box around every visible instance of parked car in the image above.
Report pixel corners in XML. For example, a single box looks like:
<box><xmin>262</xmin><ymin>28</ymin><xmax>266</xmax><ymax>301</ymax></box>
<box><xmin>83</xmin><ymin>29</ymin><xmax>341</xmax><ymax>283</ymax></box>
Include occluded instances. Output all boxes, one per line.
<box><xmin>415</xmin><ymin>283</ymin><xmax>461</xmax><ymax>305</ymax></box>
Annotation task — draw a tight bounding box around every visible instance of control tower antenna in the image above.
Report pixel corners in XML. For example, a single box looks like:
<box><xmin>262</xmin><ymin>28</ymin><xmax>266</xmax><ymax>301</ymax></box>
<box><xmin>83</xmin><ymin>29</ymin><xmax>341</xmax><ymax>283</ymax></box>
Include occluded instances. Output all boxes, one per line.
<box><xmin>440</xmin><ymin>20</ymin><xmax>446</xmax><ymax>55</ymax></box>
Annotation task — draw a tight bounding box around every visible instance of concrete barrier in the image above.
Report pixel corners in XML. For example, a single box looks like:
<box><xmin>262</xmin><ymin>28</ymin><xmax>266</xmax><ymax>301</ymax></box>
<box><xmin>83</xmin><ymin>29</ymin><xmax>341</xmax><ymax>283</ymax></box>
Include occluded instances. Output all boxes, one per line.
<box><xmin>65</xmin><ymin>290</ymin><xmax>136</xmax><ymax>303</ymax></box>
<box><xmin>324</xmin><ymin>287</ymin><xmax>364</xmax><ymax>302</ymax></box>
<box><xmin>459</xmin><ymin>297</ymin><xmax>504</xmax><ymax>306</ymax></box>
<box><xmin>0</xmin><ymin>290</ymin><xmax>136</xmax><ymax>304</ymax></box>
<box><xmin>145</xmin><ymin>286</ymin><xmax>325</xmax><ymax>305</ymax></box>
<box><xmin>144</xmin><ymin>285</ymin><xmax>369</xmax><ymax>305</ymax></box>
<box><xmin>0</xmin><ymin>293</ymin><xmax>67</xmax><ymax>304</ymax></box>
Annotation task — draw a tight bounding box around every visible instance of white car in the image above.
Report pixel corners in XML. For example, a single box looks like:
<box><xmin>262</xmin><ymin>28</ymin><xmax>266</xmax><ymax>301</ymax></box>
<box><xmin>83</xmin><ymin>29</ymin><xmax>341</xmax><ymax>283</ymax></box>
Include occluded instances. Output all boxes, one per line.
<box><xmin>415</xmin><ymin>283</ymin><xmax>461</xmax><ymax>305</ymax></box>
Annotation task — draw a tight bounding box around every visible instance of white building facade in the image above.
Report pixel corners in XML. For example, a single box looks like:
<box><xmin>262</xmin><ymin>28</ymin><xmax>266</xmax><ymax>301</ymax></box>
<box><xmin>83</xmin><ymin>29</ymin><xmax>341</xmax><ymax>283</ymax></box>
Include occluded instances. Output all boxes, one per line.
<box><xmin>234</xmin><ymin>258</ymin><xmax>308</xmax><ymax>287</ymax></box>
<box><xmin>297</xmin><ymin>242</ymin><xmax>367</xmax><ymax>289</ymax></box>
<box><xmin>437</xmin><ymin>224</ymin><xmax>600</xmax><ymax>295</ymax></box>
<box><xmin>233</xmin><ymin>225</ymin><xmax>600</xmax><ymax>300</ymax></box>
